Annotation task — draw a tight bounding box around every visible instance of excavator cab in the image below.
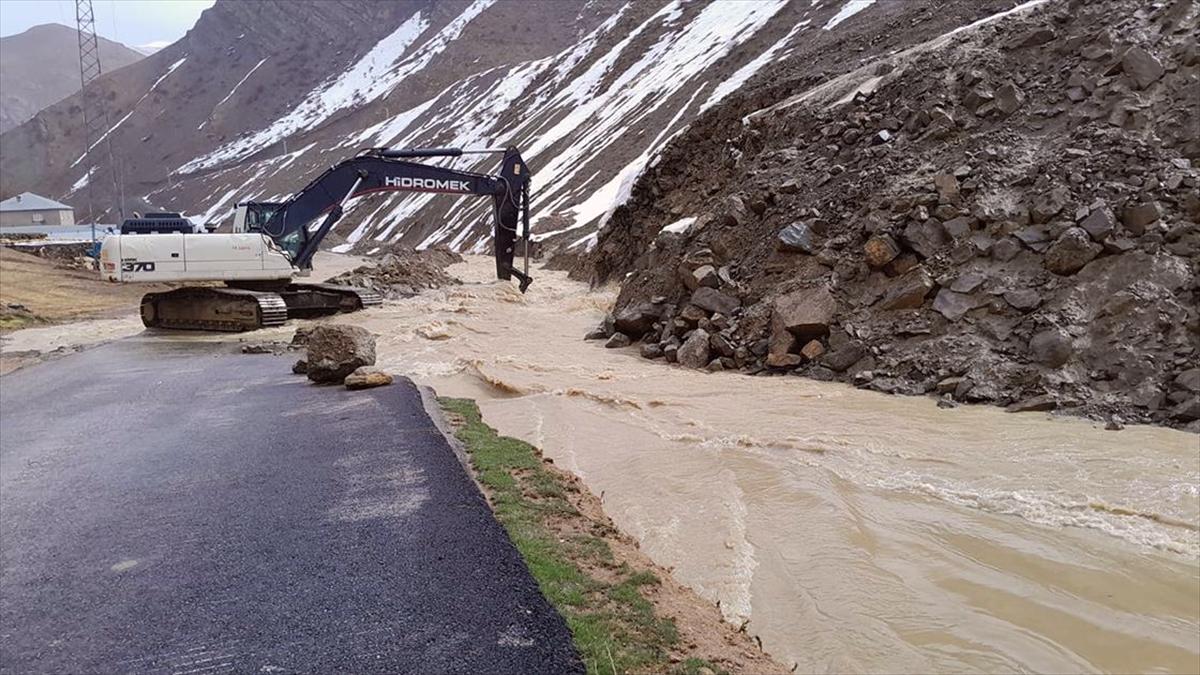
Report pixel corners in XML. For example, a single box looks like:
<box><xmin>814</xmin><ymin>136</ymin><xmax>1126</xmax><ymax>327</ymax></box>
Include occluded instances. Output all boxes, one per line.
<box><xmin>232</xmin><ymin>202</ymin><xmax>284</xmax><ymax>234</ymax></box>
<box><xmin>233</xmin><ymin>201</ymin><xmax>305</xmax><ymax>258</ymax></box>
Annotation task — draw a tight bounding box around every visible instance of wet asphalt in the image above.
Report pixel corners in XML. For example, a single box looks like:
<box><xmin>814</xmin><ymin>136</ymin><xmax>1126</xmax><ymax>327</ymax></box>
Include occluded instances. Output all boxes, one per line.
<box><xmin>0</xmin><ymin>339</ymin><xmax>581</xmax><ymax>674</ymax></box>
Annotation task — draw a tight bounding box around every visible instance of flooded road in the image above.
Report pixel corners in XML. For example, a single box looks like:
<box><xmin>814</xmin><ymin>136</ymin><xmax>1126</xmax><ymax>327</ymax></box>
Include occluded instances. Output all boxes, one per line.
<box><xmin>11</xmin><ymin>255</ymin><xmax>1196</xmax><ymax>672</ymax></box>
<box><xmin>343</xmin><ymin>257</ymin><xmax>1199</xmax><ymax>674</ymax></box>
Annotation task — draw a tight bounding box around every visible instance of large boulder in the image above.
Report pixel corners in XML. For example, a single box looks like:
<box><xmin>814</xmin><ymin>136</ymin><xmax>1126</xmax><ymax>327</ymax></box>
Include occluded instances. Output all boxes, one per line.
<box><xmin>879</xmin><ymin>267</ymin><xmax>934</xmax><ymax>310</ymax></box>
<box><xmin>1121</xmin><ymin>46</ymin><xmax>1164</xmax><ymax>89</ymax></box>
<box><xmin>307</xmin><ymin>325</ymin><xmax>377</xmax><ymax>384</ymax></box>
<box><xmin>690</xmin><ymin>287</ymin><xmax>740</xmax><ymax>316</ymax></box>
<box><xmin>1044</xmin><ymin>227</ymin><xmax>1101</xmax><ymax>275</ymax></box>
<box><xmin>677</xmin><ymin>330</ymin><xmax>711</xmax><ymax>369</ymax></box>
<box><xmin>902</xmin><ymin>219</ymin><xmax>949</xmax><ymax>258</ymax></box>
<box><xmin>773</xmin><ymin>287</ymin><xmax>836</xmax><ymax>341</ymax></box>
<box><xmin>1029</xmin><ymin>328</ymin><xmax>1072</xmax><ymax>368</ymax></box>
<box><xmin>613</xmin><ymin>301</ymin><xmax>666</xmax><ymax>338</ymax></box>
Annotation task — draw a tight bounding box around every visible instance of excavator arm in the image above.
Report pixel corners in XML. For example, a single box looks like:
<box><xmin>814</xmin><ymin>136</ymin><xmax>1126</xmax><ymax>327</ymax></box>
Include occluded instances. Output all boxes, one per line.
<box><xmin>258</xmin><ymin>146</ymin><xmax>532</xmax><ymax>291</ymax></box>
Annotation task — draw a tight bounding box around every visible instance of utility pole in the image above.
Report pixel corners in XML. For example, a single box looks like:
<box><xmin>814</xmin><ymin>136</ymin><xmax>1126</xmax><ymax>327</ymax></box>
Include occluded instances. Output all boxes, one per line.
<box><xmin>75</xmin><ymin>0</ymin><xmax>124</xmax><ymax>242</ymax></box>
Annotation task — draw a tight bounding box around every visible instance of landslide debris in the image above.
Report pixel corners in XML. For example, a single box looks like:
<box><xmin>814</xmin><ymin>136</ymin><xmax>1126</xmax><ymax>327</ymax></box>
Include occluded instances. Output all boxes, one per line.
<box><xmin>586</xmin><ymin>0</ymin><xmax>1200</xmax><ymax>430</ymax></box>
<box><xmin>327</xmin><ymin>245</ymin><xmax>462</xmax><ymax>298</ymax></box>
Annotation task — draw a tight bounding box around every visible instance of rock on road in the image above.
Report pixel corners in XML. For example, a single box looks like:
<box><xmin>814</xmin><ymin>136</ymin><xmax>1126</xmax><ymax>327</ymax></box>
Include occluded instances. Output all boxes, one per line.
<box><xmin>0</xmin><ymin>340</ymin><xmax>581</xmax><ymax>674</ymax></box>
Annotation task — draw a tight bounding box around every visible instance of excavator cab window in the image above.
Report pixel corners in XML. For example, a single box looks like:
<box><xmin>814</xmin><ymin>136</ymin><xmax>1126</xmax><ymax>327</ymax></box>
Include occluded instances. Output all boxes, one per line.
<box><xmin>277</xmin><ymin>229</ymin><xmax>305</xmax><ymax>260</ymax></box>
<box><xmin>246</xmin><ymin>203</ymin><xmax>282</xmax><ymax>231</ymax></box>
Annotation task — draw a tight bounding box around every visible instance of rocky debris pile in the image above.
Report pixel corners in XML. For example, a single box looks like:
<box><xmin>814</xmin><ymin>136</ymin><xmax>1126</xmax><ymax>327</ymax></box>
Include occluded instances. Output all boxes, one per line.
<box><xmin>587</xmin><ymin>0</ymin><xmax>1199</xmax><ymax>430</ymax></box>
<box><xmin>304</xmin><ymin>324</ymin><xmax>377</xmax><ymax>384</ymax></box>
<box><xmin>328</xmin><ymin>245</ymin><xmax>462</xmax><ymax>298</ymax></box>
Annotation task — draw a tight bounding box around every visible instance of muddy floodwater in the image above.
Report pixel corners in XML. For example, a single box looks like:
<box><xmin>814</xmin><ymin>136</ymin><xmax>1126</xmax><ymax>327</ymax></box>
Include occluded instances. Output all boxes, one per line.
<box><xmin>336</xmin><ymin>258</ymin><xmax>1199</xmax><ymax>673</ymax></box>
<box><xmin>14</xmin><ymin>256</ymin><xmax>1197</xmax><ymax>673</ymax></box>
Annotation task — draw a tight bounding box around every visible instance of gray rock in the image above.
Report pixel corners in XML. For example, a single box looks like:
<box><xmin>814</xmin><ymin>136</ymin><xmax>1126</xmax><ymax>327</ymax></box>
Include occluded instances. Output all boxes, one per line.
<box><xmin>932</xmin><ymin>289</ymin><xmax>980</xmax><ymax>321</ymax></box>
<box><xmin>880</xmin><ymin>267</ymin><xmax>934</xmax><ymax>310</ymax></box>
<box><xmin>1029</xmin><ymin>328</ymin><xmax>1072</xmax><ymax>368</ymax></box>
<box><xmin>1030</xmin><ymin>187</ymin><xmax>1070</xmax><ymax>224</ymax></box>
<box><xmin>1121</xmin><ymin>46</ymin><xmax>1164</xmax><ymax>89</ymax></box>
<box><xmin>902</xmin><ymin>219</ymin><xmax>949</xmax><ymax>258</ymax></box>
<box><xmin>934</xmin><ymin>174</ymin><xmax>960</xmax><ymax>202</ymax></box>
<box><xmin>1044</xmin><ymin>227</ymin><xmax>1102</xmax><ymax>275</ymax></box>
<box><xmin>1121</xmin><ymin>201</ymin><xmax>1161</xmax><ymax>235</ymax></box>
<box><xmin>777</xmin><ymin>222</ymin><xmax>819</xmax><ymax>254</ymax></box>
<box><xmin>991</xmin><ymin>237</ymin><xmax>1022</xmax><ymax>261</ymax></box>
<box><xmin>942</xmin><ymin>216</ymin><xmax>972</xmax><ymax>239</ymax></box>
<box><xmin>1014</xmin><ymin>225</ymin><xmax>1052</xmax><ymax>251</ymax></box>
<box><xmin>710</xmin><ymin>332</ymin><xmax>736</xmax><ymax>358</ymax></box>
<box><xmin>605</xmin><ymin>332</ymin><xmax>632</xmax><ymax>348</ymax></box>
<box><xmin>950</xmin><ymin>272</ymin><xmax>986</xmax><ymax>293</ymax></box>
<box><xmin>1171</xmin><ymin>397</ymin><xmax>1200</xmax><ymax>422</ymax></box>
<box><xmin>1079</xmin><ymin>206</ymin><xmax>1115</xmax><ymax>241</ymax></box>
<box><xmin>995</xmin><ymin>82</ymin><xmax>1025</xmax><ymax>115</ymax></box>
<box><xmin>640</xmin><ymin>342</ymin><xmax>664</xmax><ymax>359</ymax></box>
<box><xmin>1003</xmin><ymin>288</ymin><xmax>1042</xmax><ymax>311</ymax></box>
<box><xmin>1016</xmin><ymin>27</ymin><xmax>1055</xmax><ymax>48</ymax></box>
<box><xmin>691</xmin><ymin>287</ymin><xmax>740</xmax><ymax>316</ymax></box>
<box><xmin>679</xmin><ymin>304</ymin><xmax>708</xmax><ymax>324</ymax></box>
<box><xmin>1006</xmin><ymin>394</ymin><xmax>1058</xmax><ymax>413</ymax></box>
<box><xmin>691</xmin><ymin>265</ymin><xmax>720</xmax><ymax>289</ymax></box>
<box><xmin>614</xmin><ymin>302</ymin><xmax>666</xmax><ymax>338</ymax></box>
<box><xmin>306</xmin><ymin>325</ymin><xmax>377</xmax><ymax>384</ymax></box>
<box><xmin>1175</xmin><ymin>368</ymin><xmax>1200</xmax><ymax>393</ymax></box>
<box><xmin>292</xmin><ymin>359</ymin><xmax>308</xmax><ymax>375</ymax></box>
<box><xmin>663</xmin><ymin>342</ymin><xmax>680</xmax><ymax>363</ymax></box>
<box><xmin>677</xmin><ymin>329</ymin><xmax>711</xmax><ymax>369</ymax></box>
<box><xmin>821</xmin><ymin>340</ymin><xmax>867</xmax><ymax>372</ymax></box>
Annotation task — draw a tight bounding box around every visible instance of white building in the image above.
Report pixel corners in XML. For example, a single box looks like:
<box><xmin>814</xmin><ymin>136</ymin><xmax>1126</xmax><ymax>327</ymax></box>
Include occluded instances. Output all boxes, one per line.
<box><xmin>0</xmin><ymin>192</ymin><xmax>76</xmax><ymax>229</ymax></box>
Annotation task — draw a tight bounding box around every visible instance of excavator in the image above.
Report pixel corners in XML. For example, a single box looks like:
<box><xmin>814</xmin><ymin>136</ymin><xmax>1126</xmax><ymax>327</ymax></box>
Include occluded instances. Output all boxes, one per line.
<box><xmin>99</xmin><ymin>146</ymin><xmax>533</xmax><ymax>331</ymax></box>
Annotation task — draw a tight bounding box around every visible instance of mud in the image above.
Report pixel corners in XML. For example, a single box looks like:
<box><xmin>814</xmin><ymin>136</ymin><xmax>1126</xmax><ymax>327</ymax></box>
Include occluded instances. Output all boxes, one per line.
<box><xmin>280</xmin><ymin>256</ymin><xmax>1199</xmax><ymax>674</ymax></box>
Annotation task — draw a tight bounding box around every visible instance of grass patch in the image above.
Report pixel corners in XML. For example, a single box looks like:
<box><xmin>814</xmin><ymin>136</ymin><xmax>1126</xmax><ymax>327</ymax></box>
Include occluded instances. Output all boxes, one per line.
<box><xmin>440</xmin><ymin>397</ymin><xmax>728</xmax><ymax>675</ymax></box>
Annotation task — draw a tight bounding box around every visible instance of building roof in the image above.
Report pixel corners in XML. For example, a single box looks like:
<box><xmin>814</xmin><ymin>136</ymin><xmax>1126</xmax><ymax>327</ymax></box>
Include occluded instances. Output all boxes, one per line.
<box><xmin>0</xmin><ymin>192</ymin><xmax>73</xmax><ymax>213</ymax></box>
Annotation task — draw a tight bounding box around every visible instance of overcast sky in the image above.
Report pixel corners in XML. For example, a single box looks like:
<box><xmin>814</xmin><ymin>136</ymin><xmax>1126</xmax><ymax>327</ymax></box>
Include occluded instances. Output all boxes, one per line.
<box><xmin>0</xmin><ymin>0</ymin><xmax>214</xmax><ymax>49</ymax></box>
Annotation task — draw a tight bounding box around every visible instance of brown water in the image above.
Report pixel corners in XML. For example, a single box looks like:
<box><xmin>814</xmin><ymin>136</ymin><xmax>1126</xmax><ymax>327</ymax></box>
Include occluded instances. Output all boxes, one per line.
<box><xmin>328</xmin><ymin>257</ymin><xmax>1198</xmax><ymax>673</ymax></box>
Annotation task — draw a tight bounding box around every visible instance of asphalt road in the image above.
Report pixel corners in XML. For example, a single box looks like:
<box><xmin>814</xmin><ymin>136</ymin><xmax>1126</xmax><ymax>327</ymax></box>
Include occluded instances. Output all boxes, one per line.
<box><xmin>0</xmin><ymin>339</ymin><xmax>581</xmax><ymax>674</ymax></box>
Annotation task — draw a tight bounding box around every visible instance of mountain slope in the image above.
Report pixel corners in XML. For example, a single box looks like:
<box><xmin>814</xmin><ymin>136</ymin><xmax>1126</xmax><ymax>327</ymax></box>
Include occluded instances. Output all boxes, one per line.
<box><xmin>0</xmin><ymin>23</ymin><xmax>144</xmax><ymax>134</ymax></box>
<box><xmin>0</xmin><ymin>0</ymin><xmax>1022</xmax><ymax>251</ymax></box>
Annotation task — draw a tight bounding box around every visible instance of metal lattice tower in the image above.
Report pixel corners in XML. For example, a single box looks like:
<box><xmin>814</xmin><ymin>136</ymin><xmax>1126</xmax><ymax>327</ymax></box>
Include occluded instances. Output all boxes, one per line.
<box><xmin>75</xmin><ymin>0</ymin><xmax>124</xmax><ymax>235</ymax></box>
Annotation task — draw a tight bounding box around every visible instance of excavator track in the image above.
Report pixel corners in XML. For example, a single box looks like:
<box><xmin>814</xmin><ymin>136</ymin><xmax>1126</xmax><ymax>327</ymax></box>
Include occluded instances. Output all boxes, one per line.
<box><xmin>293</xmin><ymin>282</ymin><xmax>383</xmax><ymax>310</ymax></box>
<box><xmin>140</xmin><ymin>287</ymin><xmax>288</xmax><ymax>331</ymax></box>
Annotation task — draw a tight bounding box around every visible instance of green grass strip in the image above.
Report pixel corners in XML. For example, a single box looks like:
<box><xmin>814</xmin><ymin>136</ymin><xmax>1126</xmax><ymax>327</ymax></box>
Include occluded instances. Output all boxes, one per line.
<box><xmin>439</xmin><ymin>398</ymin><xmax>727</xmax><ymax>675</ymax></box>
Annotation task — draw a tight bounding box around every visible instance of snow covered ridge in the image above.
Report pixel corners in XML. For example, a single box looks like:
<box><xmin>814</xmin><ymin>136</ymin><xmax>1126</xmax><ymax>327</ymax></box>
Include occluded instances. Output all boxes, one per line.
<box><xmin>176</xmin><ymin>0</ymin><xmax>825</xmax><ymax>253</ymax></box>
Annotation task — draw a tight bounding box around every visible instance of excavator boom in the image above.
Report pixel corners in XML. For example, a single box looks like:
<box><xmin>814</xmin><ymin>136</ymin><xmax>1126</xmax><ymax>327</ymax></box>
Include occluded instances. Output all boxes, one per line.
<box><xmin>257</xmin><ymin>146</ymin><xmax>532</xmax><ymax>289</ymax></box>
<box><xmin>103</xmin><ymin>146</ymin><xmax>534</xmax><ymax>331</ymax></box>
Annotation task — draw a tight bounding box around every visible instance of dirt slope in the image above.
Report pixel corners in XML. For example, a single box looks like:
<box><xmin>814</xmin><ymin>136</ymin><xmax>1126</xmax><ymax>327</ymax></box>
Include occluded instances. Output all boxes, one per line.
<box><xmin>586</xmin><ymin>0</ymin><xmax>1200</xmax><ymax>429</ymax></box>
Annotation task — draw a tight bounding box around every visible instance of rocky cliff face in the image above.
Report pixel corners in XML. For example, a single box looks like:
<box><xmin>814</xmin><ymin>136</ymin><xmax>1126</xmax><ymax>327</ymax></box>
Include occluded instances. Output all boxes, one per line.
<box><xmin>0</xmin><ymin>24</ymin><xmax>144</xmax><ymax>134</ymax></box>
<box><xmin>587</xmin><ymin>0</ymin><xmax>1200</xmax><ymax>429</ymax></box>
<box><xmin>3</xmin><ymin>0</ymin><xmax>987</xmax><ymax>252</ymax></box>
